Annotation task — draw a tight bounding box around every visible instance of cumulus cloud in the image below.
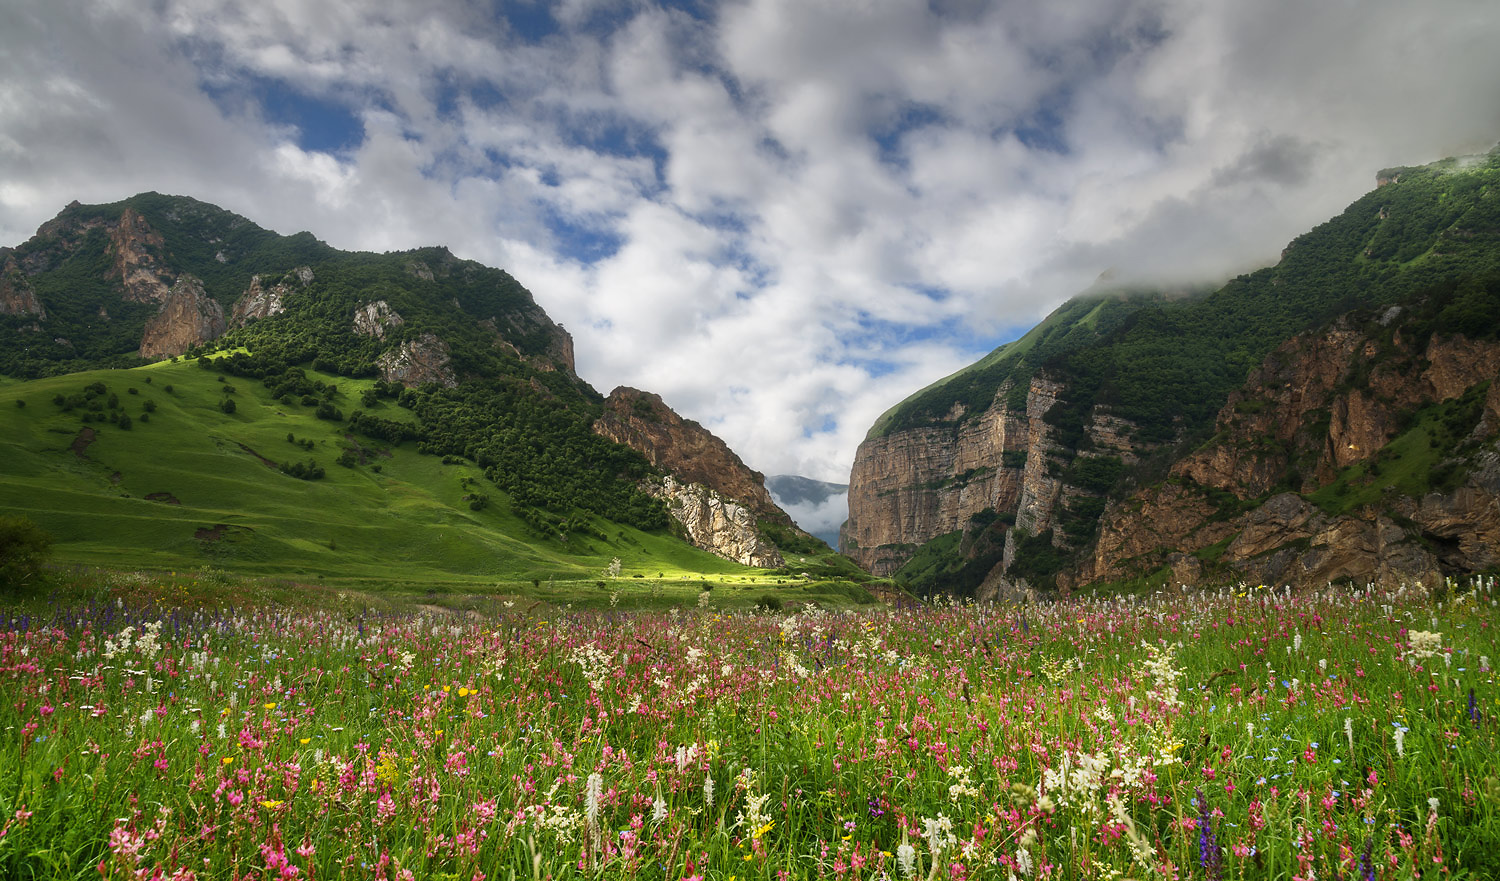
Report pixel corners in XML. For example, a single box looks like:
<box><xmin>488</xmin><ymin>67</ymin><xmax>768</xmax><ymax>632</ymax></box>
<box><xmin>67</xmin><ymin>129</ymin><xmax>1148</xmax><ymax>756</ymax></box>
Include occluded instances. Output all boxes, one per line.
<box><xmin>2</xmin><ymin>0</ymin><xmax>1499</xmax><ymax>486</ymax></box>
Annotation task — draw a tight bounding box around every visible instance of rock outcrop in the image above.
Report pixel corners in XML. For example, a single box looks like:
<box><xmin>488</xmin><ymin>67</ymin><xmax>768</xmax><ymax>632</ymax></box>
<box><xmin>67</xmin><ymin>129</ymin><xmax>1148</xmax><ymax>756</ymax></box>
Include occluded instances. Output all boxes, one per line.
<box><xmin>595</xmin><ymin>388</ymin><xmax>782</xmax><ymax>517</ymax></box>
<box><xmin>0</xmin><ymin>257</ymin><xmax>45</xmax><ymax>319</ymax></box>
<box><xmin>139</xmin><ymin>275</ymin><xmax>226</xmax><ymax>358</ymax></box>
<box><xmin>649</xmin><ymin>476</ymin><xmax>784</xmax><ymax>568</ymax></box>
<box><xmin>377</xmin><ymin>333</ymin><xmax>457</xmax><ymax>388</ymax></box>
<box><xmin>353</xmin><ymin>300</ymin><xmax>405</xmax><ymax>339</ymax></box>
<box><xmin>1082</xmin><ymin>318</ymin><xmax>1500</xmax><ymax>590</ymax></box>
<box><xmin>594</xmin><ymin>387</ymin><xmax>806</xmax><ymax>567</ymax></box>
<box><xmin>108</xmin><ymin>207</ymin><xmax>174</xmax><ymax>303</ymax></box>
<box><xmin>229</xmin><ymin>267</ymin><xmax>310</xmax><ymax>327</ymax></box>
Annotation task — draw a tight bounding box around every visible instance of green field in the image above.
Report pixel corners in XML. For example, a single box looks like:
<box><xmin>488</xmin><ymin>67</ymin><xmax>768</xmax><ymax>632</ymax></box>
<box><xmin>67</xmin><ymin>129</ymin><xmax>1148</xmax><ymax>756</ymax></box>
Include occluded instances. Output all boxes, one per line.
<box><xmin>0</xmin><ymin>359</ymin><xmax>866</xmax><ymax>608</ymax></box>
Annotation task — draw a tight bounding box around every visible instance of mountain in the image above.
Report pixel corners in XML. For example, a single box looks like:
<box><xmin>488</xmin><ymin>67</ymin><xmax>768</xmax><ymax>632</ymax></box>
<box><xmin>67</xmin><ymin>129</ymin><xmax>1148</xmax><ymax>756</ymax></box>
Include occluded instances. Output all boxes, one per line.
<box><xmin>844</xmin><ymin>145</ymin><xmax>1500</xmax><ymax>595</ymax></box>
<box><xmin>0</xmin><ymin>193</ymin><xmax>812</xmax><ymax>579</ymax></box>
<box><xmin>766</xmin><ymin>475</ymin><xmax>848</xmax><ymax>550</ymax></box>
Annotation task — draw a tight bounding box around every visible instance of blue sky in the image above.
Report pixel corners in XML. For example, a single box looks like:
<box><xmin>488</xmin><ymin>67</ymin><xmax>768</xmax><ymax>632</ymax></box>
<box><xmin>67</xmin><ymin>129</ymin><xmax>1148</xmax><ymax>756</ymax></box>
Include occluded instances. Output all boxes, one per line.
<box><xmin>3</xmin><ymin>0</ymin><xmax>1500</xmax><ymax>543</ymax></box>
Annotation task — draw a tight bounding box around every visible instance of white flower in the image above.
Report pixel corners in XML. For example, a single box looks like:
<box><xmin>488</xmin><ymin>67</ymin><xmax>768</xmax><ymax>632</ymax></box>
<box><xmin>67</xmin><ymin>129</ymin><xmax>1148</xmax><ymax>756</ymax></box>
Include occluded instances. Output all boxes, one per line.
<box><xmin>584</xmin><ymin>772</ymin><xmax>603</xmax><ymax>825</ymax></box>
<box><xmin>703</xmin><ymin>773</ymin><xmax>714</xmax><ymax>808</ymax></box>
<box><xmin>1015</xmin><ymin>846</ymin><xmax>1034</xmax><ymax>877</ymax></box>
<box><xmin>651</xmin><ymin>797</ymin><xmax>667</xmax><ymax>824</ymax></box>
<box><xmin>896</xmin><ymin>843</ymin><xmax>917</xmax><ymax>878</ymax></box>
<box><xmin>1408</xmin><ymin>630</ymin><xmax>1443</xmax><ymax>660</ymax></box>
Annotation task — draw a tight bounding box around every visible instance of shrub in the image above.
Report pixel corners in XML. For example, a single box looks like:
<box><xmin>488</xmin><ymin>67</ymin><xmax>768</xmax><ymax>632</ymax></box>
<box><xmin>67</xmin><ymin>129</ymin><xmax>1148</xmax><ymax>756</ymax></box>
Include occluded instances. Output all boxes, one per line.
<box><xmin>0</xmin><ymin>516</ymin><xmax>53</xmax><ymax>592</ymax></box>
<box><xmin>219</xmin><ymin>398</ymin><xmax>236</xmax><ymax>414</ymax></box>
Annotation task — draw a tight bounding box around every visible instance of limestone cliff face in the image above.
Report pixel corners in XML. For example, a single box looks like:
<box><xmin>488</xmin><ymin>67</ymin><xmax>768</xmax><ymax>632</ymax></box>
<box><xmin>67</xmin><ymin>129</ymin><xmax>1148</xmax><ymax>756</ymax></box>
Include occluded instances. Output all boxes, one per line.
<box><xmin>229</xmin><ymin>267</ymin><xmax>310</xmax><ymax>327</ymax></box>
<box><xmin>843</xmin><ymin>385</ymin><xmax>1026</xmax><ymax>575</ymax></box>
<box><xmin>139</xmin><ymin>275</ymin><xmax>226</xmax><ymax>358</ymax></box>
<box><xmin>1014</xmin><ymin>377</ymin><xmax>1067</xmax><ymax>535</ymax></box>
<box><xmin>648</xmin><ymin>476</ymin><xmax>784</xmax><ymax>568</ymax></box>
<box><xmin>593</xmin><ymin>387</ymin><xmax>803</xmax><ymax>567</ymax></box>
<box><xmin>377</xmin><ymin>333</ymin><xmax>457</xmax><ymax>388</ymax></box>
<box><xmin>1085</xmin><ymin>319</ymin><xmax>1500</xmax><ymax>590</ymax></box>
<box><xmin>595</xmin><ymin>388</ymin><xmax>781</xmax><ymax>517</ymax></box>
<box><xmin>0</xmin><ymin>257</ymin><xmax>45</xmax><ymax>319</ymax></box>
<box><xmin>353</xmin><ymin>300</ymin><xmax>404</xmax><ymax>339</ymax></box>
<box><xmin>1174</xmin><ymin>320</ymin><xmax>1500</xmax><ymax>498</ymax></box>
<box><xmin>842</xmin><ymin>372</ymin><xmax>1123</xmax><ymax>576</ymax></box>
<box><xmin>109</xmin><ymin>208</ymin><xmax>174</xmax><ymax>303</ymax></box>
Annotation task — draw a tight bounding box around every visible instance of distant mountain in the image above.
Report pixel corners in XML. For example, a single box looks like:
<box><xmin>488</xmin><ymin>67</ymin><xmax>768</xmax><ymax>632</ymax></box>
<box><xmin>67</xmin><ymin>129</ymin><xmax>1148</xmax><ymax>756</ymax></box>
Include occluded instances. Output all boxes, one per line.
<box><xmin>845</xmin><ymin>145</ymin><xmax>1500</xmax><ymax>596</ymax></box>
<box><xmin>767</xmin><ymin>475</ymin><xmax>848</xmax><ymax>550</ymax></box>
<box><xmin>0</xmin><ymin>193</ymin><xmax>813</xmax><ymax>575</ymax></box>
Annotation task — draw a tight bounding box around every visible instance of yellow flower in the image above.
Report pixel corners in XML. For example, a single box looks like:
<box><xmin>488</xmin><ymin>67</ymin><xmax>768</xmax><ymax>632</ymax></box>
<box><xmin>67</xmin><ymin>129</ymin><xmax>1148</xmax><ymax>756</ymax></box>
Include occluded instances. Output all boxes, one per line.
<box><xmin>263</xmin><ymin>702</ymin><xmax>277</xmax><ymax>711</ymax></box>
<box><xmin>458</xmin><ymin>687</ymin><xmax>470</xmax><ymax>697</ymax></box>
<box><xmin>221</xmin><ymin>708</ymin><xmax>230</xmax><ymax>716</ymax></box>
<box><xmin>435</xmin><ymin>729</ymin><xmax>443</xmax><ymax>736</ymax></box>
<box><xmin>260</xmin><ymin>800</ymin><xmax>282</xmax><ymax>809</ymax></box>
<box><xmin>754</xmin><ymin>820</ymin><xmax>774</xmax><ymax>839</ymax></box>
<box><xmin>221</xmin><ymin>757</ymin><xmax>234</xmax><ymax>765</ymax></box>
<box><xmin>299</xmin><ymin>738</ymin><xmax>311</xmax><ymax>745</ymax></box>
<box><xmin>442</xmin><ymin>686</ymin><xmax>450</xmax><ymax>693</ymax></box>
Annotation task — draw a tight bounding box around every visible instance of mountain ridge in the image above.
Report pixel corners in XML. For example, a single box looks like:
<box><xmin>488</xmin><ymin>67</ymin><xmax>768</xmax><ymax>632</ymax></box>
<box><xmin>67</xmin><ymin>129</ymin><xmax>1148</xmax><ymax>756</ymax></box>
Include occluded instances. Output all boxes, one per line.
<box><xmin>845</xmin><ymin>144</ymin><xmax>1500</xmax><ymax>594</ymax></box>
<box><xmin>0</xmin><ymin>193</ymin><xmax>813</xmax><ymax>576</ymax></box>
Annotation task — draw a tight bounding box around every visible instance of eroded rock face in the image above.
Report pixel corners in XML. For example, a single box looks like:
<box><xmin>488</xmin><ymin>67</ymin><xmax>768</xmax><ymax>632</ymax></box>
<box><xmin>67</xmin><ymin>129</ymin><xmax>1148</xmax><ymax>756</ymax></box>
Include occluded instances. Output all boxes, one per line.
<box><xmin>109</xmin><ymin>207</ymin><xmax>174</xmax><ymax>303</ymax></box>
<box><xmin>1092</xmin><ymin>319</ymin><xmax>1500</xmax><ymax>590</ymax></box>
<box><xmin>230</xmin><ymin>267</ymin><xmax>310</xmax><ymax>327</ymax></box>
<box><xmin>595</xmin><ymin>388</ymin><xmax>782</xmax><ymax>517</ymax></box>
<box><xmin>0</xmin><ymin>257</ymin><xmax>45</xmax><ymax>319</ymax></box>
<box><xmin>139</xmin><ymin>275</ymin><xmax>226</xmax><ymax>358</ymax></box>
<box><xmin>594</xmin><ymin>387</ymin><xmax>807</xmax><ymax>567</ymax></box>
<box><xmin>649</xmin><ymin>476</ymin><xmax>784</xmax><ymax>568</ymax></box>
<box><xmin>353</xmin><ymin>300</ymin><xmax>405</xmax><ymax>339</ymax></box>
<box><xmin>843</xmin><ymin>387</ymin><xmax>1026</xmax><ymax>575</ymax></box>
<box><xmin>377</xmin><ymin>333</ymin><xmax>456</xmax><ymax>388</ymax></box>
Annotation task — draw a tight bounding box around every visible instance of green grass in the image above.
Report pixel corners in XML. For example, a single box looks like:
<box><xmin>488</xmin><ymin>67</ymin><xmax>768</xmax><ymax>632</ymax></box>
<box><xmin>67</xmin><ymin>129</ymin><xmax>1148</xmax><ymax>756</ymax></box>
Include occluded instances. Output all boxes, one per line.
<box><xmin>0</xmin><ymin>360</ymin><xmax>805</xmax><ymax>594</ymax></box>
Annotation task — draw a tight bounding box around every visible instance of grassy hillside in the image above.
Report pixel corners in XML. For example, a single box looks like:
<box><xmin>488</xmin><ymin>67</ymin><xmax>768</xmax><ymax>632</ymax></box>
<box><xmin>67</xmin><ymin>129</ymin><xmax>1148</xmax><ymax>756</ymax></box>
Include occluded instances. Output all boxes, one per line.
<box><xmin>0</xmin><ymin>357</ymin><xmax>760</xmax><ymax>586</ymax></box>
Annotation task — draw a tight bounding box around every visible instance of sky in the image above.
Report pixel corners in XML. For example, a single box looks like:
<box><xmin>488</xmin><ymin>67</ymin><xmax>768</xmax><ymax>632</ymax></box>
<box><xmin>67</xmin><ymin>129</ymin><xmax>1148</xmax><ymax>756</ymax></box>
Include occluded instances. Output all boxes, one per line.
<box><xmin>3</xmin><ymin>0</ymin><xmax>1500</xmax><ymax>539</ymax></box>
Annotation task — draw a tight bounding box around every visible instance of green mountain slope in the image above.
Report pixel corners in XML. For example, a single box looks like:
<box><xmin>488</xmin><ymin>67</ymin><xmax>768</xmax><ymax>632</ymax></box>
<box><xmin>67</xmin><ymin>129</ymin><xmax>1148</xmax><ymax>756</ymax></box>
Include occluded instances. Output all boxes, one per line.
<box><xmin>0</xmin><ymin>194</ymin><xmax>851</xmax><ymax>594</ymax></box>
<box><xmin>0</xmin><ymin>359</ymin><xmax>745</xmax><ymax>584</ymax></box>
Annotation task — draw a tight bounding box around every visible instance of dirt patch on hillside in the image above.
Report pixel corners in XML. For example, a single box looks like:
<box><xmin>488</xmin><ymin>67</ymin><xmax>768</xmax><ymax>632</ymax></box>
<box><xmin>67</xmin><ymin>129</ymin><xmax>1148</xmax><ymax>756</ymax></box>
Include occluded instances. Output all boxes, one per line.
<box><xmin>109</xmin><ymin>471</ymin><xmax>122</xmax><ymax>484</ymax></box>
<box><xmin>235</xmin><ymin>442</ymin><xmax>278</xmax><ymax>469</ymax></box>
<box><xmin>145</xmin><ymin>492</ymin><xmax>181</xmax><ymax>505</ymax></box>
<box><xmin>195</xmin><ymin>524</ymin><xmax>231</xmax><ymax>541</ymax></box>
<box><xmin>71</xmin><ymin>427</ymin><xmax>97</xmax><ymax>458</ymax></box>
<box><xmin>342</xmin><ymin>433</ymin><xmax>393</xmax><ymax>464</ymax></box>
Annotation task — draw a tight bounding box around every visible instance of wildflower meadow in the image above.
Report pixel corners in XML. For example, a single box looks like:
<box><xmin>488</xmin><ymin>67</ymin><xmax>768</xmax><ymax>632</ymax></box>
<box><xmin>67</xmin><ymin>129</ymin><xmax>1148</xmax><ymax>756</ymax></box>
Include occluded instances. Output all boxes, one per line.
<box><xmin>2</xmin><ymin>578</ymin><xmax>1498</xmax><ymax>880</ymax></box>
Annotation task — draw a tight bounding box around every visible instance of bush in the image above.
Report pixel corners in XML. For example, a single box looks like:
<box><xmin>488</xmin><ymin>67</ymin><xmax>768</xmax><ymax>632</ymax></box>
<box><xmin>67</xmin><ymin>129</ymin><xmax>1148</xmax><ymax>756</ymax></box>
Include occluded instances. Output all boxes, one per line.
<box><xmin>0</xmin><ymin>516</ymin><xmax>53</xmax><ymax>592</ymax></box>
<box><xmin>219</xmin><ymin>398</ymin><xmax>236</xmax><ymax>414</ymax></box>
<box><xmin>756</xmin><ymin>593</ymin><xmax>784</xmax><ymax>612</ymax></box>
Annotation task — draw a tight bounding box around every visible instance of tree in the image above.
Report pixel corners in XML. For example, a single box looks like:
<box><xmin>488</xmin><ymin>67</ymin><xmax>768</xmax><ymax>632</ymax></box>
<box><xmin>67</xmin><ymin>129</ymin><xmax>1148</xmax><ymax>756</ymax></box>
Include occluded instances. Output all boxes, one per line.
<box><xmin>0</xmin><ymin>516</ymin><xmax>53</xmax><ymax>592</ymax></box>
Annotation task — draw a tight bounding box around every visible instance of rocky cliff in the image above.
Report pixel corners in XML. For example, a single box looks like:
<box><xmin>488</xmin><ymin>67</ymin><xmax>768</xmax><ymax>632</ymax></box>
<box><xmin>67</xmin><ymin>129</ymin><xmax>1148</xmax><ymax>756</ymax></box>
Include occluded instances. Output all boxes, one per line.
<box><xmin>648</xmin><ymin>476</ymin><xmax>783</xmax><ymax>568</ymax></box>
<box><xmin>139</xmin><ymin>275</ymin><xmax>226</xmax><ymax>358</ymax></box>
<box><xmin>845</xmin><ymin>146</ymin><xmax>1500</xmax><ymax>594</ymax></box>
<box><xmin>0</xmin><ymin>256</ymin><xmax>45</xmax><ymax>319</ymax></box>
<box><xmin>843</xmin><ymin>385</ymin><xmax>1025</xmax><ymax>574</ymax></box>
<box><xmin>594</xmin><ymin>387</ymin><xmax>806</xmax><ymax>566</ymax></box>
<box><xmin>229</xmin><ymin>267</ymin><xmax>310</xmax><ymax>327</ymax></box>
<box><xmin>1081</xmin><ymin>315</ymin><xmax>1500</xmax><ymax>590</ymax></box>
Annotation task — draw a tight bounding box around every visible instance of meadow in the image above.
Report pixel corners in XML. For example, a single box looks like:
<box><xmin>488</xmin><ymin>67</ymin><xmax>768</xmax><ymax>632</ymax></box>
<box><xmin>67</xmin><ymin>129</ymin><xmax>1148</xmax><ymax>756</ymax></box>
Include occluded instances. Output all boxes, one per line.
<box><xmin>1</xmin><ymin>576</ymin><xmax>1497</xmax><ymax>880</ymax></box>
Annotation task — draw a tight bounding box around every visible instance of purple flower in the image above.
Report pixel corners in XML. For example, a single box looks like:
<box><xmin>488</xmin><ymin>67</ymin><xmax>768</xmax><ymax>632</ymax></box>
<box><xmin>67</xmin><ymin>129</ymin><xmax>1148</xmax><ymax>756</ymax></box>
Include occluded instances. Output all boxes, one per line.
<box><xmin>1197</xmin><ymin>788</ymin><xmax>1222</xmax><ymax>881</ymax></box>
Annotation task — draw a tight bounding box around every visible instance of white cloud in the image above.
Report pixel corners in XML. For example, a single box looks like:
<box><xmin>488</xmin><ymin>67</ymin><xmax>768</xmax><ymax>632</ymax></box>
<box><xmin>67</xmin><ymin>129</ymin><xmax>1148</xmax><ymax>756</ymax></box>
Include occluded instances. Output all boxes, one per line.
<box><xmin>3</xmin><ymin>0</ymin><xmax>1499</xmax><ymax>489</ymax></box>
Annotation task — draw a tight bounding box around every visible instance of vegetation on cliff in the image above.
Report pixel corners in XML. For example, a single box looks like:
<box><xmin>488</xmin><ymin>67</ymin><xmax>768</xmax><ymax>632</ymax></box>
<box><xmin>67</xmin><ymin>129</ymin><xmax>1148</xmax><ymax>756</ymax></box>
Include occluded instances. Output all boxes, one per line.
<box><xmin>864</xmin><ymin>145</ymin><xmax>1500</xmax><ymax>596</ymax></box>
